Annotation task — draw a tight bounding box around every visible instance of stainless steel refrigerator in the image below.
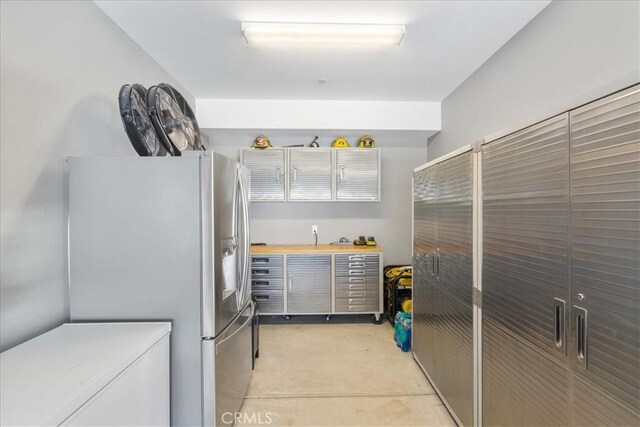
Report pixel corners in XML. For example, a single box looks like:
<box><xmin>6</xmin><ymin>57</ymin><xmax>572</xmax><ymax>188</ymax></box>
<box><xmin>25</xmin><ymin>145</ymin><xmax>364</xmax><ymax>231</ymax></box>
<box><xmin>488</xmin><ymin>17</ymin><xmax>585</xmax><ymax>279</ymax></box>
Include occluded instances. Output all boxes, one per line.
<box><xmin>68</xmin><ymin>152</ymin><xmax>253</xmax><ymax>426</ymax></box>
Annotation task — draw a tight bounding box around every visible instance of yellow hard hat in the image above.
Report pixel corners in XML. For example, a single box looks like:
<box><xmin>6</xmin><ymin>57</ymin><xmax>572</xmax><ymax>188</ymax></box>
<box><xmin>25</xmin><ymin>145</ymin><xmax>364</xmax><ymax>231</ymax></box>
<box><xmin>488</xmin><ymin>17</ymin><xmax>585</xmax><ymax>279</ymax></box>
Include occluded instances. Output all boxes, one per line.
<box><xmin>252</xmin><ymin>135</ymin><xmax>271</xmax><ymax>149</ymax></box>
<box><xmin>358</xmin><ymin>135</ymin><xmax>375</xmax><ymax>148</ymax></box>
<box><xmin>332</xmin><ymin>137</ymin><xmax>350</xmax><ymax>148</ymax></box>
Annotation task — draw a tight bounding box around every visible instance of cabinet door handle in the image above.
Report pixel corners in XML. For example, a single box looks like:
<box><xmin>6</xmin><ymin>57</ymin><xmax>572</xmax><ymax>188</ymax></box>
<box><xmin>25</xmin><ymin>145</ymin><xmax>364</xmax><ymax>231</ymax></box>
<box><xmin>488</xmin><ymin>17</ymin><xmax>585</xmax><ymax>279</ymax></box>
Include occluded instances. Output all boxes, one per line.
<box><xmin>288</xmin><ymin>278</ymin><xmax>293</xmax><ymax>293</ymax></box>
<box><xmin>553</xmin><ymin>298</ymin><xmax>566</xmax><ymax>356</ymax></box>
<box><xmin>252</xmin><ymin>257</ymin><xmax>270</xmax><ymax>263</ymax></box>
<box><xmin>349</xmin><ymin>255</ymin><xmax>365</xmax><ymax>261</ymax></box>
<box><xmin>276</xmin><ymin>167</ymin><xmax>282</xmax><ymax>184</ymax></box>
<box><xmin>348</xmin><ymin>277</ymin><xmax>365</xmax><ymax>283</ymax></box>
<box><xmin>431</xmin><ymin>253</ymin><xmax>436</xmax><ymax>276</ymax></box>
<box><xmin>574</xmin><ymin>306</ymin><xmax>588</xmax><ymax>369</ymax></box>
<box><xmin>254</xmin><ymin>294</ymin><xmax>270</xmax><ymax>300</ymax></box>
<box><xmin>252</xmin><ymin>280</ymin><xmax>270</xmax><ymax>287</ymax></box>
<box><xmin>349</xmin><ymin>291</ymin><xmax>365</xmax><ymax>297</ymax></box>
<box><xmin>349</xmin><ymin>284</ymin><xmax>365</xmax><ymax>290</ymax></box>
<box><xmin>292</xmin><ymin>167</ymin><xmax>298</xmax><ymax>183</ymax></box>
<box><xmin>349</xmin><ymin>270</ymin><xmax>365</xmax><ymax>276</ymax></box>
<box><xmin>252</xmin><ymin>269</ymin><xmax>269</xmax><ymax>275</ymax></box>
<box><xmin>339</xmin><ymin>166</ymin><xmax>345</xmax><ymax>183</ymax></box>
<box><xmin>349</xmin><ymin>262</ymin><xmax>365</xmax><ymax>268</ymax></box>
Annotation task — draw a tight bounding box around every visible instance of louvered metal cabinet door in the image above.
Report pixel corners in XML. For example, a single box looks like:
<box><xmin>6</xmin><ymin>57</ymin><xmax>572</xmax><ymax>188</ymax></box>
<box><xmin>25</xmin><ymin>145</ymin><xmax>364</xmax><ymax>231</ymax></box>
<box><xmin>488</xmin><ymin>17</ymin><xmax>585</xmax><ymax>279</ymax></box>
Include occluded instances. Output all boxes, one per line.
<box><xmin>482</xmin><ymin>114</ymin><xmax>572</xmax><ymax>426</ymax></box>
<box><xmin>286</xmin><ymin>255</ymin><xmax>331</xmax><ymax>313</ymax></box>
<box><xmin>336</xmin><ymin>149</ymin><xmax>380</xmax><ymax>201</ymax></box>
<box><xmin>412</xmin><ymin>166</ymin><xmax>439</xmax><ymax>386</ymax></box>
<box><xmin>241</xmin><ymin>149</ymin><xmax>286</xmax><ymax>201</ymax></box>
<box><xmin>437</xmin><ymin>152</ymin><xmax>474</xmax><ymax>307</ymax></box>
<box><xmin>288</xmin><ymin>149</ymin><xmax>333</xmax><ymax>201</ymax></box>
<box><xmin>433</xmin><ymin>152</ymin><xmax>474</xmax><ymax>427</ymax></box>
<box><xmin>568</xmin><ymin>85</ymin><xmax>640</xmax><ymax>425</ymax></box>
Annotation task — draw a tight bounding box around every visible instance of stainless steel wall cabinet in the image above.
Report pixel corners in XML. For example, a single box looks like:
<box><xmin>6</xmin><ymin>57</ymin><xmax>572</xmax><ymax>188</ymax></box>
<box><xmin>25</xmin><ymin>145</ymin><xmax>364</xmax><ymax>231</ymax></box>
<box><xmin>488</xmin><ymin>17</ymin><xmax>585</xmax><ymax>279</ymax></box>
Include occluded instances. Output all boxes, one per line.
<box><xmin>241</xmin><ymin>148</ymin><xmax>380</xmax><ymax>202</ymax></box>
<box><xmin>288</xmin><ymin>149</ymin><xmax>334</xmax><ymax>201</ymax></box>
<box><xmin>413</xmin><ymin>149</ymin><xmax>475</xmax><ymax>427</ymax></box>
<box><xmin>242</xmin><ymin>148</ymin><xmax>286</xmax><ymax>201</ymax></box>
<box><xmin>335</xmin><ymin>149</ymin><xmax>380</xmax><ymax>201</ymax></box>
<box><xmin>412</xmin><ymin>84</ymin><xmax>639</xmax><ymax>427</ymax></box>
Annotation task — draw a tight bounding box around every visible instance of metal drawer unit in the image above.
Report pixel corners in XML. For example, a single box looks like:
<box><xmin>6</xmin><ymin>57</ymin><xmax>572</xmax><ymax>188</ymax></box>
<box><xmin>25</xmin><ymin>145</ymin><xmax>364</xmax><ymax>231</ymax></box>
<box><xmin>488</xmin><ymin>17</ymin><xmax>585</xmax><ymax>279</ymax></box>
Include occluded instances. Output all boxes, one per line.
<box><xmin>334</xmin><ymin>254</ymin><xmax>381</xmax><ymax>313</ymax></box>
<box><xmin>250</xmin><ymin>255</ymin><xmax>284</xmax><ymax>314</ymax></box>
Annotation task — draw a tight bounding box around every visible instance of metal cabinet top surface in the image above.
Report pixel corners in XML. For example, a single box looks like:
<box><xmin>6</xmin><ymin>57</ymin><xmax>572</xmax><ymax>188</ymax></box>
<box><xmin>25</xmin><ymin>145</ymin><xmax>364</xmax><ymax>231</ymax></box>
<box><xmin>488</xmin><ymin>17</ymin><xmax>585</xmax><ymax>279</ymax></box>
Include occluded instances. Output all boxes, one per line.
<box><xmin>251</xmin><ymin>244</ymin><xmax>383</xmax><ymax>254</ymax></box>
<box><xmin>0</xmin><ymin>322</ymin><xmax>171</xmax><ymax>427</ymax></box>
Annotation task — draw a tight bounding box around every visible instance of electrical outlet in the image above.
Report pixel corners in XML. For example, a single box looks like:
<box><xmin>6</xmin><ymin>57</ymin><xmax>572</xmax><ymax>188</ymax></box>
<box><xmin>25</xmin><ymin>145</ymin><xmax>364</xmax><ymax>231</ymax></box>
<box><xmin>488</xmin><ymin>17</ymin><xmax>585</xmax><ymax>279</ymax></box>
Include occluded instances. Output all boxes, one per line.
<box><xmin>312</xmin><ymin>225</ymin><xmax>318</xmax><ymax>234</ymax></box>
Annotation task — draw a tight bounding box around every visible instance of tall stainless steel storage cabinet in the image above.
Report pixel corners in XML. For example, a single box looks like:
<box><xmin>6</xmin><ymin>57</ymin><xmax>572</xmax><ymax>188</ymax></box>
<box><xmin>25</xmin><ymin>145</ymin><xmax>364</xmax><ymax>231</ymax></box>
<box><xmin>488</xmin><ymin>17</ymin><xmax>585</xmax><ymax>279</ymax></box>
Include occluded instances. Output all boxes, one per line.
<box><xmin>482</xmin><ymin>85</ymin><xmax>639</xmax><ymax>426</ymax></box>
<box><xmin>482</xmin><ymin>113</ymin><xmax>573</xmax><ymax>426</ymax></box>
<box><xmin>412</xmin><ymin>84</ymin><xmax>639</xmax><ymax>427</ymax></box>
<box><xmin>413</xmin><ymin>148</ymin><xmax>476</xmax><ymax>427</ymax></box>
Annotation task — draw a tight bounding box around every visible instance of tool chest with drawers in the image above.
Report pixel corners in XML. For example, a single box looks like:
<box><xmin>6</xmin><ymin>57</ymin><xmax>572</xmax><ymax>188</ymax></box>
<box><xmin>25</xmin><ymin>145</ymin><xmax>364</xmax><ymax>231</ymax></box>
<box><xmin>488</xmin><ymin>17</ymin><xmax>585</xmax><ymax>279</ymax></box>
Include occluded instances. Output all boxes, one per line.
<box><xmin>249</xmin><ymin>245</ymin><xmax>383</xmax><ymax>324</ymax></box>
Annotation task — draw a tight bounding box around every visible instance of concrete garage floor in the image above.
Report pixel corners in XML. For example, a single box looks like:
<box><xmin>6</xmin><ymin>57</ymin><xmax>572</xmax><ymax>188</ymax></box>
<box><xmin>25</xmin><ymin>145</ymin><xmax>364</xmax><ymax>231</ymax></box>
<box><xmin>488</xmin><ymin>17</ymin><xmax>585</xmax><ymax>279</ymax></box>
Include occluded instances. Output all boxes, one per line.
<box><xmin>241</xmin><ymin>322</ymin><xmax>455</xmax><ymax>426</ymax></box>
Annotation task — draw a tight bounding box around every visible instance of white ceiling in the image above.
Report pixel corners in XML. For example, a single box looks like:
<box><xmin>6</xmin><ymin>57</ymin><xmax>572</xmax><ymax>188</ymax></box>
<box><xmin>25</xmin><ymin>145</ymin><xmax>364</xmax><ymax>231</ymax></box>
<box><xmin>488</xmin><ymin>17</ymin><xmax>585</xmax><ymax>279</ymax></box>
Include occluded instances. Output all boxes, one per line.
<box><xmin>96</xmin><ymin>1</ymin><xmax>550</xmax><ymax>101</ymax></box>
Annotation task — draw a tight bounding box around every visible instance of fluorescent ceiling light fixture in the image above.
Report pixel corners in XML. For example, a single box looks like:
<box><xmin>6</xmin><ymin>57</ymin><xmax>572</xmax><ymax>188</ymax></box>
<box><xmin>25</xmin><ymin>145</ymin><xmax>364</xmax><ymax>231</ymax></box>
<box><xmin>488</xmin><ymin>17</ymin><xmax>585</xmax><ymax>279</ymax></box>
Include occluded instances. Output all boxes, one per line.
<box><xmin>241</xmin><ymin>22</ymin><xmax>405</xmax><ymax>45</ymax></box>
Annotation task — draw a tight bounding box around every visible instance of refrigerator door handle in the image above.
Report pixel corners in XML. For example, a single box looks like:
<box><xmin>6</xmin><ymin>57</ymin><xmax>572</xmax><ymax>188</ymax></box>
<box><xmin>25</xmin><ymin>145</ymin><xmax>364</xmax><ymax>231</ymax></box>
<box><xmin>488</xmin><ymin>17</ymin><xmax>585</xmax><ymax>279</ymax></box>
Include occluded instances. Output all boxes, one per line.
<box><xmin>237</xmin><ymin>169</ymin><xmax>251</xmax><ymax>307</ymax></box>
<box><xmin>215</xmin><ymin>301</ymin><xmax>255</xmax><ymax>355</ymax></box>
<box><xmin>553</xmin><ymin>298</ymin><xmax>566</xmax><ymax>356</ymax></box>
<box><xmin>232</xmin><ymin>169</ymin><xmax>239</xmax><ymax>239</ymax></box>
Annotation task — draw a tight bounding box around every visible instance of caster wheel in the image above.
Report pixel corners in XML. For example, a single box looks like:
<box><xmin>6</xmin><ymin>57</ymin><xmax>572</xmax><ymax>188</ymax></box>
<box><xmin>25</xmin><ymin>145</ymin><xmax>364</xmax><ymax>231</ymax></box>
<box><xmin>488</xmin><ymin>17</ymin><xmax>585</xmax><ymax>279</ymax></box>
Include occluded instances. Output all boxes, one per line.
<box><xmin>372</xmin><ymin>314</ymin><xmax>383</xmax><ymax>325</ymax></box>
<box><xmin>283</xmin><ymin>315</ymin><xmax>291</xmax><ymax>320</ymax></box>
<box><xmin>326</xmin><ymin>315</ymin><xmax>332</xmax><ymax>321</ymax></box>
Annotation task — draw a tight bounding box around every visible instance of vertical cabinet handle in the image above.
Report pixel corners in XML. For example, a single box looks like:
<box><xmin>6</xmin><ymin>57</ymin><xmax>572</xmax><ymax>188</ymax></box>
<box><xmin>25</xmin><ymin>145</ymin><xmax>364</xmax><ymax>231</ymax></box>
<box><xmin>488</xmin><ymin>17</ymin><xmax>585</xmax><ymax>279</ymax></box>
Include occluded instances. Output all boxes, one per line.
<box><xmin>276</xmin><ymin>167</ymin><xmax>282</xmax><ymax>184</ymax></box>
<box><xmin>288</xmin><ymin>278</ymin><xmax>293</xmax><ymax>293</ymax></box>
<box><xmin>339</xmin><ymin>166</ymin><xmax>345</xmax><ymax>183</ymax></box>
<box><xmin>436</xmin><ymin>252</ymin><xmax>440</xmax><ymax>278</ymax></box>
<box><xmin>292</xmin><ymin>167</ymin><xmax>298</xmax><ymax>183</ymax></box>
<box><xmin>553</xmin><ymin>298</ymin><xmax>566</xmax><ymax>356</ymax></box>
<box><xmin>574</xmin><ymin>306</ymin><xmax>588</xmax><ymax>369</ymax></box>
<box><xmin>431</xmin><ymin>253</ymin><xmax>436</xmax><ymax>277</ymax></box>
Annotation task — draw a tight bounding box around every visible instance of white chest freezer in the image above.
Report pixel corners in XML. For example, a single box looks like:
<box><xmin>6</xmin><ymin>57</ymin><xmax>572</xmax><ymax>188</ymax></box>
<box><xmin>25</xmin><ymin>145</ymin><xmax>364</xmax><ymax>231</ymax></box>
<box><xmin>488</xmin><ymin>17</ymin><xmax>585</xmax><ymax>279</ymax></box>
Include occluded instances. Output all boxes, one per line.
<box><xmin>0</xmin><ymin>322</ymin><xmax>171</xmax><ymax>426</ymax></box>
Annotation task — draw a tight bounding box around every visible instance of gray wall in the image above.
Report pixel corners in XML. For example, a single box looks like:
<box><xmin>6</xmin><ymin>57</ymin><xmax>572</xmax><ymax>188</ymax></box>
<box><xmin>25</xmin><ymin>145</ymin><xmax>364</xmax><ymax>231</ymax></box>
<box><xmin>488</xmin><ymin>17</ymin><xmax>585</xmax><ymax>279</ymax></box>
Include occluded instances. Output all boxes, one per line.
<box><xmin>0</xmin><ymin>1</ymin><xmax>193</xmax><ymax>351</ymax></box>
<box><xmin>204</xmin><ymin>130</ymin><xmax>428</xmax><ymax>266</ymax></box>
<box><xmin>428</xmin><ymin>0</ymin><xmax>640</xmax><ymax>160</ymax></box>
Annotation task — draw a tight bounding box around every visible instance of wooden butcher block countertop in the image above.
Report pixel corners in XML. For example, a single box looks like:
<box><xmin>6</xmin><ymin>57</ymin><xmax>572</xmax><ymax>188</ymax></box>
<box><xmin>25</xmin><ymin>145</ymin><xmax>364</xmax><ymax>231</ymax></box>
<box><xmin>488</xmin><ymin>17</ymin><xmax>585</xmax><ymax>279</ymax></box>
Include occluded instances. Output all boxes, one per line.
<box><xmin>251</xmin><ymin>244</ymin><xmax>383</xmax><ymax>254</ymax></box>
